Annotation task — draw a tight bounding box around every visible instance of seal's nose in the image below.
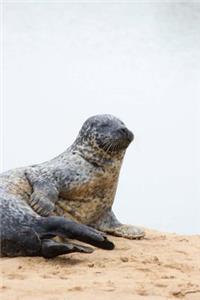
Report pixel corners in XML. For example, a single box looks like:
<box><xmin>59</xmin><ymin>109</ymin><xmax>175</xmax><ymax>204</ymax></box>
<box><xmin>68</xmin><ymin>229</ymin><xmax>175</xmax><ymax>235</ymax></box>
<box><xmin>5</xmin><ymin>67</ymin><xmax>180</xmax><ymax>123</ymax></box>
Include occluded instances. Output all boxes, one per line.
<box><xmin>127</xmin><ymin>129</ymin><xmax>134</xmax><ymax>142</ymax></box>
<box><xmin>118</xmin><ymin>127</ymin><xmax>134</xmax><ymax>142</ymax></box>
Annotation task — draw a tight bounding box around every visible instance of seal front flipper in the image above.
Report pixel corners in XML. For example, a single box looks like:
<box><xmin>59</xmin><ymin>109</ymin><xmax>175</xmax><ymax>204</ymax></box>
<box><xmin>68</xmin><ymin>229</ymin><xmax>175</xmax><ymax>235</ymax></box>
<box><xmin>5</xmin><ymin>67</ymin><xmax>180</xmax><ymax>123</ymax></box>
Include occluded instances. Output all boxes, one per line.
<box><xmin>29</xmin><ymin>191</ymin><xmax>55</xmax><ymax>216</ymax></box>
<box><xmin>25</xmin><ymin>170</ymin><xmax>59</xmax><ymax>216</ymax></box>
<box><xmin>37</xmin><ymin>216</ymin><xmax>115</xmax><ymax>250</ymax></box>
<box><xmin>107</xmin><ymin>224</ymin><xmax>145</xmax><ymax>239</ymax></box>
<box><xmin>92</xmin><ymin>209</ymin><xmax>145</xmax><ymax>239</ymax></box>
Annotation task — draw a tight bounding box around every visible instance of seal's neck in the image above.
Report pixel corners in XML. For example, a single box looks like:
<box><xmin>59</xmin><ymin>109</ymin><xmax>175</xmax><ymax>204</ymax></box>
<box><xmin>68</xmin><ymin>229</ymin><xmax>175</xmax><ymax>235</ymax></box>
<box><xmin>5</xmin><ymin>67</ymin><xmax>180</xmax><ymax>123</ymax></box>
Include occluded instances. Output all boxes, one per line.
<box><xmin>70</xmin><ymin>137</ymin><xmax>125</xmax><ymax>169</ymax></box>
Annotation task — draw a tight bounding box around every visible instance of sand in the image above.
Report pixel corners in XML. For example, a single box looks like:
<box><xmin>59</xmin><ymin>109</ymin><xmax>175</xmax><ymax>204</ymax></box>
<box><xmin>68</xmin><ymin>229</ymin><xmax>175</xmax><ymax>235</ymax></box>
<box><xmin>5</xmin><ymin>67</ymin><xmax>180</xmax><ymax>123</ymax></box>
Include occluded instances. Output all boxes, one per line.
<box><xmin>0</xmin><ymin>229</ymin><xmax>200</xmax><ymax>300</ymax></box>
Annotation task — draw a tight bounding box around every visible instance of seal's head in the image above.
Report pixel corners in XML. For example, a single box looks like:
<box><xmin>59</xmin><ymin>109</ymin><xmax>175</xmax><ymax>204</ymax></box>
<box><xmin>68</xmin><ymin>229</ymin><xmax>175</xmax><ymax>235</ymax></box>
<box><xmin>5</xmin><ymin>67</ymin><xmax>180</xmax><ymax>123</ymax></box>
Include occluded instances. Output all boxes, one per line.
<box><xmin>78</xmin><ymin>114</ymin><xmax>134</xmax><ymax>154</ymax></box>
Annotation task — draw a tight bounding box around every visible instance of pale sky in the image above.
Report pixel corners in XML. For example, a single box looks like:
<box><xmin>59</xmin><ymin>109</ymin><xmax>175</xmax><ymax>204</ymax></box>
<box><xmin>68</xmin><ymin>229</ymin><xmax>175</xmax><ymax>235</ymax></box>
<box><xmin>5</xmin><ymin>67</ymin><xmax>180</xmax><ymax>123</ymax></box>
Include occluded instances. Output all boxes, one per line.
<box><xmin>2</xmin><ymin>2</ymin><xmax>200</xmax><ymax>234</ymax></box>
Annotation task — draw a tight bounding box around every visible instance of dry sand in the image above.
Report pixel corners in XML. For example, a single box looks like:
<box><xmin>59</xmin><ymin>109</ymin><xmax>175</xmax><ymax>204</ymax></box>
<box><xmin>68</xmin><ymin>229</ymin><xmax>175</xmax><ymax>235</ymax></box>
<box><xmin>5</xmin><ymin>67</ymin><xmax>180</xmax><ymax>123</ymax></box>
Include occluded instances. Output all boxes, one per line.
<box><xmin>1</xmin><ymin>229</ymin><xmax>200</xmax><ymax>300</ymax></box>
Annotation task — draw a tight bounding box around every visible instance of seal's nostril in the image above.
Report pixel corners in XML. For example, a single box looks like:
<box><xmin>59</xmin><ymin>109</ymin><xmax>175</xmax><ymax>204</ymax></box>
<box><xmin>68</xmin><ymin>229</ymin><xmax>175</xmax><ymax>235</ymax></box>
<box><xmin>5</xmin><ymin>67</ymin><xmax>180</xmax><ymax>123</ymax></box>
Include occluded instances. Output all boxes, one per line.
<box><xmin>118</xmin><ymin>127</ymin><xmax>134</xmax><ymax>142</ymax></box>
<box><xmin>127</xmin><ymin>131</ymin><xmax>134</xmax><ymax>142</ymax></box>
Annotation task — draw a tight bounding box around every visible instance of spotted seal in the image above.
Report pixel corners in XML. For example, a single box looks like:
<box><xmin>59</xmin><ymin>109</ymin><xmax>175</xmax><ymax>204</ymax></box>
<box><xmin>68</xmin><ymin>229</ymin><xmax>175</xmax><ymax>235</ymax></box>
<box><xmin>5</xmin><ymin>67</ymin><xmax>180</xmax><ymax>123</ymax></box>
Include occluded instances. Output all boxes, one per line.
<box><xmin>0</xmin><ymin>114</ymin><xmax>144</xmax><ymax>257</ymax></box>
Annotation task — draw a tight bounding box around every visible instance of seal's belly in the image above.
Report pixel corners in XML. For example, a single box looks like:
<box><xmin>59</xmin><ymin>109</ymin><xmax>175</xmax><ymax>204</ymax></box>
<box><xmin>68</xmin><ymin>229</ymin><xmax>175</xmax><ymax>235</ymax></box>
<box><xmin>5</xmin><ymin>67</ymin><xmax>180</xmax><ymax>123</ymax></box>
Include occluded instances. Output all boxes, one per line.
<box><xmin>55</xmin><ymin>176</ymin><xmax>118</xmax><ymax>224</ymax></box>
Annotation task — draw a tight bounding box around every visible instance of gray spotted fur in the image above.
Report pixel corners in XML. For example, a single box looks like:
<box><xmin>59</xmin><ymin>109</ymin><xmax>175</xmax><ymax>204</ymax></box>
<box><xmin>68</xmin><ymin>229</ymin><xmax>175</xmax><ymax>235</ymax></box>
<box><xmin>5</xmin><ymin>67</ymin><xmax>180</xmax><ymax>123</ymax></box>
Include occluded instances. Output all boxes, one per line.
<box><xmin>0</xmin><ymin>114</ymin><xmax>144</xmax><ymax>257</ymax></box>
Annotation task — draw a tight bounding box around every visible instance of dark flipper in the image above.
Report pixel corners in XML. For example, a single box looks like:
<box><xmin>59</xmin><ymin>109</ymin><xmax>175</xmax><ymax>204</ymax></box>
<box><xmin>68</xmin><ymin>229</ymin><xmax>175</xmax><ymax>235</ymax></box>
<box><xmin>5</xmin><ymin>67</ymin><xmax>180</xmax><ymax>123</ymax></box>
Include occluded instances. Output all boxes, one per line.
<box><xmin>1</xmin><ymin>216</ymin><xmax>114</xmax><ymax>258</ymax></box>
<box><xmin>36</xmin><ymin>216</ymin><xmax>115</xmax><ymax>250</ymax></box>
<box><xmin>0</xmin><ymin>190</ymin><xmax>114</xmax><ymax>258</ymax></box>
<box><xmin>41</xmin><ymin>239</ymin><xmax>94</xmax><ymax>258</ymax></box>
<box><xmin>0</xmin><ymin>225</ymin><xmax>95</xmax><ymax>258</ymax></box>
<box><xmin>0</xmin><ymin>227</ymin><xmax>41</xmax><ymax>257</ymax></box>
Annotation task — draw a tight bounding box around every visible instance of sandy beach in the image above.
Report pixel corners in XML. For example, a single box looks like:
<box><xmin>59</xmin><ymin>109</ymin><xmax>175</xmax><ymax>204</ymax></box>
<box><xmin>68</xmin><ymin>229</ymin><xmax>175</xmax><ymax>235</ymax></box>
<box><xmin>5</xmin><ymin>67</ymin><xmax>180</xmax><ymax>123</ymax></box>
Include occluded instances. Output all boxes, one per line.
<box><xmin>1</xmin><ymin>229</ymin><xmax>200</xmax><ymax>300</ymax></box>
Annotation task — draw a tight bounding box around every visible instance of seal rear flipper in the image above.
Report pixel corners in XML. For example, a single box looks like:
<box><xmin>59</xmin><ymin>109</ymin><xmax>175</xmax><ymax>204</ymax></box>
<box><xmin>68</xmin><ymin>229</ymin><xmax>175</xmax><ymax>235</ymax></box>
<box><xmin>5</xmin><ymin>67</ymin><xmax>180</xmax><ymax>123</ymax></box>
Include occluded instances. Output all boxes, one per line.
<box><xmin>36</xmin><ymin>216</ymin><xmax>115</xmax><ymax>250</ymax></box>
<box><xmin>41</xmin><ymin>239</ymin><xmax>93</xmax><ymax>258</ymax></box>
<box><xmin>0</xmin><ymin>227</ymin><xmax>41</xmax><ymax>257</ymax></box>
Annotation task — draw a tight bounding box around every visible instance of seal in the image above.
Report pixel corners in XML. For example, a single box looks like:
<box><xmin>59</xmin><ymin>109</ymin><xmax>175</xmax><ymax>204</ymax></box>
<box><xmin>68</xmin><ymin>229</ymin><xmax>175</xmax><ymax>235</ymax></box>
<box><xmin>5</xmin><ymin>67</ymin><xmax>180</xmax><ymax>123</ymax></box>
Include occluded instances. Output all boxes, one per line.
<box><xmin>0</xmin><ymin>186</ymin><xmax>115</xmax><ymax>258</ymax></box>
<box><xmin>0</xmin><ymin>187</ymin><xmax>114</xmax><ymax>257</ymax></box>
<box><xmin>0</xmin><ymin>114</ymin><xmax>144</xmax><ymax>257</ymax></box>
